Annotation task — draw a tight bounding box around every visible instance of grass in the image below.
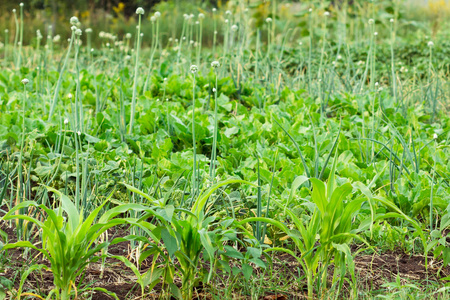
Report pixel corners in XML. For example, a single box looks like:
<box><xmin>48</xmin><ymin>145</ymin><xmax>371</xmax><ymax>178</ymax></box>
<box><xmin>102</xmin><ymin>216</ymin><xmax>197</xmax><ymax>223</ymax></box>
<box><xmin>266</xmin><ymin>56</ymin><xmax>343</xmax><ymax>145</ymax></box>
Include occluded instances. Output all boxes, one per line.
<box><xmin>0</xmin><ymin>0</ymin><xmax>450</xmax><ymax>299</ymax></box>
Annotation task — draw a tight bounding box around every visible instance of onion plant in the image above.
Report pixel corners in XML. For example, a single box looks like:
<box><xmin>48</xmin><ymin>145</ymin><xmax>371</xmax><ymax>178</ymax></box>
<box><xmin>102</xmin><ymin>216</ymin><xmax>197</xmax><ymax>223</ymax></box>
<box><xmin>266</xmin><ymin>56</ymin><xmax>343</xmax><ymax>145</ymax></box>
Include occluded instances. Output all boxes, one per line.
<box><xmin>129</xmin><ymin>7</ymin><xmax>144</xmax><ymax>134</ymax></box>
<box><xmin>49</xmin><ymin>18</ymin><xmax>77</xmax><ymax>121</ymax></box>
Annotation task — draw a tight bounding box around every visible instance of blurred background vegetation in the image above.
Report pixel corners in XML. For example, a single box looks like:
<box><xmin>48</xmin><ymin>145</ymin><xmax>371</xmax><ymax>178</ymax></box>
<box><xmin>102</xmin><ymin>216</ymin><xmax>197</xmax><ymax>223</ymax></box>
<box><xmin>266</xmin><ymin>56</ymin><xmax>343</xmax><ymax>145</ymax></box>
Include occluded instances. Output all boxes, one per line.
<box><xmin>1</xmin><ymin>0</ymin><xmax>450</xmax><ymax>48</ymax></box>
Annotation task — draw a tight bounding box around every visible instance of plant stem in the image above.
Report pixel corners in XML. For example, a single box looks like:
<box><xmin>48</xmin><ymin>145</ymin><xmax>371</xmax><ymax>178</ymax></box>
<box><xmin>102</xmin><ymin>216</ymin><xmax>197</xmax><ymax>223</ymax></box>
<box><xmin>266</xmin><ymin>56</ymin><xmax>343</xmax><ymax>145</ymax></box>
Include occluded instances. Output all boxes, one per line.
<box><xmin>129</xmin><ymin>13</ymin><xmax>142</xmax><ymax>134</ymax></box>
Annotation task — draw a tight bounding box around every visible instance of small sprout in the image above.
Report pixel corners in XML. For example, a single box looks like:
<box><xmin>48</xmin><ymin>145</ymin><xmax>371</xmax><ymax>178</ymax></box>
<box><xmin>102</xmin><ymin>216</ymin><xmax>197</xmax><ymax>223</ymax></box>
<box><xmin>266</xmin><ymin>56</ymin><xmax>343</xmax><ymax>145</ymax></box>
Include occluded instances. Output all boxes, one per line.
<box><xmin>368</xmin><ymin>19</ymin><xmax>374</xmax><ymax>24</ymax></box>
<box><xmin>266</xmin><ymin>17</ymin><xmax>272</xmax><ymax>23</ymax></box>
<box><xmin>190</xmin><ymin>65</ymin><xmax>198</xmax><ymax>73</ymax></box>
<box><xmin>70</xmin><ymin>16</ymin><xmax>79</xmax><ymax>25</ymax></box>
<box><xmin>231</xmin><ymin>25</ymin><xmax>238</xmax><ymax>32</ymax></box>
<box><xmin>154</xmin><ymin>11</ymin><xmax>161</xmax><ymax>18</ymax></box>
<box><xmin>136</xmin><ymin>7</ymin><xmax>145</xmax><ymax>15</ymax></box>
<box><xmin>21</xmin><ymin>78</ymin><xmax>29</xmax><ymax>85</ymax></box>
<box><xmin>211</xmin><ymin>61</ymin><xmax>220</xmax><ymax>68</ymax></box>
<box><xmin>428</xmin><ymin>41</ymin><xmax>434</xmax><ymax>47</ymax></box>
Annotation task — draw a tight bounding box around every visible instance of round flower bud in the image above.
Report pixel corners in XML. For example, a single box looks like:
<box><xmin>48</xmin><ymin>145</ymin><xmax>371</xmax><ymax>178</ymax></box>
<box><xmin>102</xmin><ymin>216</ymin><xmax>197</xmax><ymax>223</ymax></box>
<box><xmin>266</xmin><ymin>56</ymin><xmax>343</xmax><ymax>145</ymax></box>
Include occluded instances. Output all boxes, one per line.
<box><xmin>71</xmin><ymin>26</ymin><xmax>77</xmax><ymax>31</ymax></box>
<box><xmin>390</xmin><ymin>18</ymin><xmax>394</xmax><ymax>23</ymax></box>
<box><xmin>12</xmin><ymin>9</ymin><xmax>16</xmax><ymax>13</ymax></box>
<box><xmin>433</xmin><ymin>133</ymin><xmax>438</xmax><ymax>140</ymax></box>
<box><xmin>68</xmin><ymin>93</ymin><xmax>73</xmax><ymax>99</ymax></box>
<box><xmin>70</xmin><ymin>16</ymin><xmax>79</xmax><ymax>25</ymax></box>
<box><xmin>85</xmin><ymin>28</ymin><xmax>92</xmax><ymax>33</ymax></box>
<box><xmin>136</xmin><ymin>7</ymin><xmax>145</xmax><ymax>15</ymax></box>
<box><xmin>212</xmin><ymin>88</ymin><xmax>217</xmax><ymax>93</ymax></box>
<box><xmin>150</xmin><ymin>16</ymin><xmax>156</xmax><ymax>22</ymax></box>
<box><xmin>226</xmin><ymin>10</ymin><xmax>231</xmax><ymax>15</ymax></box>
<box><xmin>211</xmin><ymin>61</ymin><xmax>220</xmax><ymax>68</ymax></box>
<box><xmin>75</xmin><ymin>29</ymin><xmax>82</xmax><ymax>36</ymax></box>
<box><xmin>190</xmin><ymin>65</ymin><xmax>198</xmax><ymax>73</ymax></box>
<box><xmin>266</xmin><ymin>17</ymin><xmax>272</xmax><ymax>23</ymax></box>
<box><xmin>20</xmin><ymin>3</ymin><xmax>24</xmax><ymax>7</ymax></box>
<box><xmin>428</xmin><ymin>41</ymin><xmax>434</xmax><ymax>47</ymax></box>
<box><xmin>126</xmin><ymin>33</ymin><xmax>132</xmax><ymax>39</ymax></box>
<box><xmin>198</xmin><ymin>13</ymin><xmax>205</xmax><ymax>19</ymax></box>
<box><xmin>21</xmin><ymin>78</ymin><xmax>29</xmax><ymax>85</ymax></box>
<box><xmin>324</xmin><ymin>11</ymin><xmax>330</xmax><ymax>16</ymax></box>
<box><xmin>64</xmin><ymin>118</ymin><xmax>69</xmax><ymax>125</ymax></box>
<box><xmin>368</xmin><ymin>19</ymin><xmax>374</xmax><ymax>24</ymax></box>
<box><xmin>212</xmin><ymin>8</ymin><xmax>217</xmax><ymax>12</ymax></box>
<box><xmin>154</xmin><ymin>11</ymin><xmax>161</xmax><ymax>18</ymax></box>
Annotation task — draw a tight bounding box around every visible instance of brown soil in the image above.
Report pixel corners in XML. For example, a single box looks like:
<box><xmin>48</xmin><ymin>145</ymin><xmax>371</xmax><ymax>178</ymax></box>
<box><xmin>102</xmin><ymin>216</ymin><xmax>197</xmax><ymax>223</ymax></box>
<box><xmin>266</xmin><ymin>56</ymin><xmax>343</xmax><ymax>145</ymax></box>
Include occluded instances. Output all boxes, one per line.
<box><xmin>1</xmin><ymin>220</ymin><xmax>449</xmax><ymax>300</ymax></box>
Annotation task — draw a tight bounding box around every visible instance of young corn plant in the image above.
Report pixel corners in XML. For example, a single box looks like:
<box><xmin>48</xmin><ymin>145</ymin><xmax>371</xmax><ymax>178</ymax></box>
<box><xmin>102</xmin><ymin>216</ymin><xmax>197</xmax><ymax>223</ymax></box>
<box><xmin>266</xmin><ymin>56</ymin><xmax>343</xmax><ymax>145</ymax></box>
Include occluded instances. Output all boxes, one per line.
<box><xmin>1</xmin><ymin>187</ymin><xmax>145</xmax><ymax>300</ymax></box>
<box><xmin>124</xmin><ymin>178</ymin><xmax>253</xmax><ymax>300</ymax></box>
<box><xmin>240</xmin><ymin>156</ymin><xmax>370</xmax><ymax>298</ymax></box>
